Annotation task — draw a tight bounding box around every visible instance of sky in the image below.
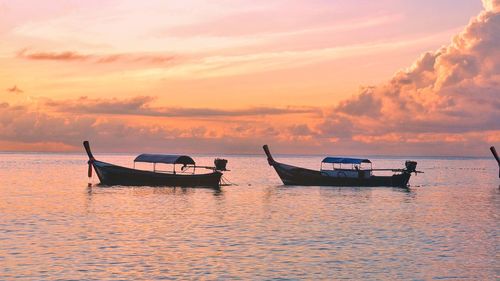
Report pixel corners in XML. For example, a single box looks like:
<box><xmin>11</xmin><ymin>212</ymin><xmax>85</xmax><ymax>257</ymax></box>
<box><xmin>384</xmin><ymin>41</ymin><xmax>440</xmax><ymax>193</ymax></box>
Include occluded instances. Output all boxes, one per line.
<box><xmin>0</xmin><ymin>0</ymin><xmax>498</xmax><ymax>156</ymax></box>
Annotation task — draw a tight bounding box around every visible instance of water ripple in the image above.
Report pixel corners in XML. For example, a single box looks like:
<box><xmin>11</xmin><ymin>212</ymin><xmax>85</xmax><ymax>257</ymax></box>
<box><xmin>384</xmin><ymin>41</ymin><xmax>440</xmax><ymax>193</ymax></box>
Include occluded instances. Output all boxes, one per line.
<box><xmin>0</xmin><ymin>153</ymin><xmax>498</xmax><ymax>280</ymax></box>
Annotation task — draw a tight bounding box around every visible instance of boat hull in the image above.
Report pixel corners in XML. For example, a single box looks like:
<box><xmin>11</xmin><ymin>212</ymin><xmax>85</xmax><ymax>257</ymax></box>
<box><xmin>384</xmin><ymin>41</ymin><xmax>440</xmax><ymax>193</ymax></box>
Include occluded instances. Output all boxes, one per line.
<box><xmin>92</xmin><ymin>160</ymin><xmax>222</xmax><ymax>188</ymax></box>
<box><xmin>271</xmin><ymin>162</ymin><xmax>411</xmax><ymax>187</ymax></box>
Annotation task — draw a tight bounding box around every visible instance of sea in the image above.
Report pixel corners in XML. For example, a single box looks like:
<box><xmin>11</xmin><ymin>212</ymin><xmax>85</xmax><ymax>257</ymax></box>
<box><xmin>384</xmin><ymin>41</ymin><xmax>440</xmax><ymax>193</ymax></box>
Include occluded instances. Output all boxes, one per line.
<box><xmin>0</xmin><ymin>152</ymin><xmax>498</xmax><ymax>280</ymax></box>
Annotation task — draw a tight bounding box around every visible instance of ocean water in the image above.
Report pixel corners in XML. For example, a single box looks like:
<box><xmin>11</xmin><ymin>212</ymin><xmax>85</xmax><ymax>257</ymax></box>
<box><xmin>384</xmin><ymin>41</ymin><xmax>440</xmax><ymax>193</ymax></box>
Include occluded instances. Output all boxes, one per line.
<box><xmin>0</xmin><ymin>152</ymin><xmax>498</xmax><ymax>280</ymax></box>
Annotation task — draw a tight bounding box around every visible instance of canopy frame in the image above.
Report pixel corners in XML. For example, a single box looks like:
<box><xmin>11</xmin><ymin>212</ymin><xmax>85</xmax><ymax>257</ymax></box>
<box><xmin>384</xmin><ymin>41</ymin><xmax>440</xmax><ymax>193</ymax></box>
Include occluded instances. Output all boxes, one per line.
<box><xmin>321</xmin><ymin>157</ymin><xmax>371</xmax><ymax>164</ymax></box>
<box><xmin>320</xmin><ymin>157</ymin><xmax>372</xmax><ymax>171</ymax></box>
<box><xmin>134</xmin><ymin>154</ymin><xmax>196</xmax><ymax>165</ymax></box>
<box><xmin>133</xmin><ymin>154</ymin><xmax>196</xmax><ymax>174</ymax></box>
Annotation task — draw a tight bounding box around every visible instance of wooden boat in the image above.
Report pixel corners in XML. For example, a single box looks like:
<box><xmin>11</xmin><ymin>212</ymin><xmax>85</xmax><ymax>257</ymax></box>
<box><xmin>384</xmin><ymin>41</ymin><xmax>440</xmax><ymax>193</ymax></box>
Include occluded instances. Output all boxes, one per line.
<box><xmin>263</xmin><ymin>145</ymin><xmax>420</xmax><ymax>187</ymax></box>
<box><xmin>83</xmin><ymin>141</ymin><xmax>227</xmax><ymax>187</ymax></box>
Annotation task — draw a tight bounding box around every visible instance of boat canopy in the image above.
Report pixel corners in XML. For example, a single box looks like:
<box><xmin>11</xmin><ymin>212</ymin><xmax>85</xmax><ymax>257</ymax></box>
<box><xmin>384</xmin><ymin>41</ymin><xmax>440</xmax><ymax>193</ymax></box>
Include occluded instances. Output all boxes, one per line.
<box><xmin>134</xmin><ymin>154</ymin><xmax>195</xmax><ymax>165</ymax></box>
<box><xmin>322</xmin><ymin>157</ymin><xmax>371</xmax><ymax>164</ymax></box>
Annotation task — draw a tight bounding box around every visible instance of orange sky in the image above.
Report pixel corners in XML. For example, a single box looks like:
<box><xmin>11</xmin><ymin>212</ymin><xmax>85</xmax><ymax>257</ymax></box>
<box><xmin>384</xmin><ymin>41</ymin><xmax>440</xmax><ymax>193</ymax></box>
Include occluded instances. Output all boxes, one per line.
<box><xmin>1</xmin><ymin>0</ymin><xmax>498</xmax><ymax>155</ymax></box>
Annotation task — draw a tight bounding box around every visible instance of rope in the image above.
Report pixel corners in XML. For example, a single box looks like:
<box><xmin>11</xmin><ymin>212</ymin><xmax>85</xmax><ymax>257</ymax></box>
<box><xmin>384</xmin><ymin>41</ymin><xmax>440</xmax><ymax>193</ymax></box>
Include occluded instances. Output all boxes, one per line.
<box><xmin>220</xmin><ymin>175</ymin><xmax>237</xmax><ymax>186</ymax></box>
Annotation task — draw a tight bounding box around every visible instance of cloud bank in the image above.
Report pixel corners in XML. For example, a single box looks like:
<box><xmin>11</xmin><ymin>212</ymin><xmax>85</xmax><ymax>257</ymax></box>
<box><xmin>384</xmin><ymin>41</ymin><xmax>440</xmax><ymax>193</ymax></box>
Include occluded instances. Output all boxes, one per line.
<box><xmin>0</xmin><ymin>101</ymin><xmax>302</xmax><ymax>153</ymax></box>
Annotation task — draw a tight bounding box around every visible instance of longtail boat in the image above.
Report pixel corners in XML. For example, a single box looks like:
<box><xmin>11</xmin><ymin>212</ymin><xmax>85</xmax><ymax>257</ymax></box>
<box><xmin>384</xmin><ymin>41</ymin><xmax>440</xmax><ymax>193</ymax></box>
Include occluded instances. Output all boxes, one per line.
<box><xmin>263</xmin><ymin>145</ymin><xmax>420</xmax><ymax>187</ymax></box>
<box><xmin>83</xmin><ymin>141</ymin><xmax>227</xmax><ymax>187</ymax></box>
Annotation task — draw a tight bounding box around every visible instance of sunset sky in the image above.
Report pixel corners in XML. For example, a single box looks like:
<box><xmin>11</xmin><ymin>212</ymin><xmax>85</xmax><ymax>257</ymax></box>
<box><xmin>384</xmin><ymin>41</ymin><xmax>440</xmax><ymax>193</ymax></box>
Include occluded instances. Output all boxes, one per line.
<box><xmin>1</xmin><ymin>0</ymin><xmax>498</xmax><ymax>155</ymax></box>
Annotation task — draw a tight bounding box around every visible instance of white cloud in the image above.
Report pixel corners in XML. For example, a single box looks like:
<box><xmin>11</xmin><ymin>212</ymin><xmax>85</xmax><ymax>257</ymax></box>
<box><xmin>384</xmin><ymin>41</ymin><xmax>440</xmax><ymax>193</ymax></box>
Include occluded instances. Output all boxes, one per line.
<box><xmin>482</xmin><ymin>0</ymin><xmax>500</xmax><ymax>11</ymax></box>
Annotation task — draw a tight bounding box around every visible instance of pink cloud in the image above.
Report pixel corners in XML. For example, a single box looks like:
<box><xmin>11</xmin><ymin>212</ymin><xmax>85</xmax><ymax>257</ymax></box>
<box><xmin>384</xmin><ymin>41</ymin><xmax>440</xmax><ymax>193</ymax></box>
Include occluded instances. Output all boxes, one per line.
<box><xmin>17</xmin><ymin>49</ymin><xmax>177</xmax><ymax>65</ymax></box>
<box><xmin>6</xmin><ymin>85</ymin><xmax>23</xmax><ymax>94</ymax></box>
<box><xmin>0</xmin><ymin>101</ymin><xmax>299</xmax><ymax>153</ymax></box>
<box><xmin>17</xmin><ymin>49</ymin><xmax>89</xmax><ymax>61</ymax></box>
<box><xmin>315</xmin><ymin>5</ymin><xmax>500</xmax><ymax>154</ymax></box>
<box><xmin>44</xmin><ymin>96</ymin><xmax>317</xmax><ymax>117</ymax></box>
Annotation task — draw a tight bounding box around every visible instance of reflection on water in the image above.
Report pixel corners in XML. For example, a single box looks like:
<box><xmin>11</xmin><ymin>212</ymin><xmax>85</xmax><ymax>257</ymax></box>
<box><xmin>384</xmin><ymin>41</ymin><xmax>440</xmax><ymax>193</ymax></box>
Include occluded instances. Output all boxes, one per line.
<box><xmin>0</xmin><ymin>153</ymin><xmax>499</xmax><ymax>280</ymax></box>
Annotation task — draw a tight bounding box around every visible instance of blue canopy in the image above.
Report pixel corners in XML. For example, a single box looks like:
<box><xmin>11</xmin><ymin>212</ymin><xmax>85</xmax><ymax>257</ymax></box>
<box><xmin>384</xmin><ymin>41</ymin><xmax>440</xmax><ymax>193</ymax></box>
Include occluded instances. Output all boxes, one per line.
<box><xmin>322</xmin><ymin>157</ymin><xmax>371</xmax><ymax>164</ymax></box>
<box><xmin>134</xmin><ymin>154</ymin><xmax>195</xmax><ymax>165</ymax></box>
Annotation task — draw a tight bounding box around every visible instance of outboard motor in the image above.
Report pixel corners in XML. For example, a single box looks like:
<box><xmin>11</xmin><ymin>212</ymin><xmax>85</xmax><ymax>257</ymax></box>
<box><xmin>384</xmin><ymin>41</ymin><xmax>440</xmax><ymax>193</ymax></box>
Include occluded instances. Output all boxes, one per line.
<box><xmin>405</xmin><ymin>161</ymin><xmax>417</xmax><ymax>173</ymax></box>
<box><xmin>214</xmin><ymin>158</ymin><xmax>228</xmax><ymax>171</ymax></box>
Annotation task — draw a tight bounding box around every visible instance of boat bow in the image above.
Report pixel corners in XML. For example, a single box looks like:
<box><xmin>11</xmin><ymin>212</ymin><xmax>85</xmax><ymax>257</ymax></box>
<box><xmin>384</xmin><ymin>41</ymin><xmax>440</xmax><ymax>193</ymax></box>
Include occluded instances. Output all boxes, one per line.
<box><xmin>263</xmin><ymin>144</ymin><xmax>276</xmax><ymax>166</ymax></box>
<box><xmin>83</xmin><ymin>140</ymin><xmax>95</xmax><ymax>178</ymax></box>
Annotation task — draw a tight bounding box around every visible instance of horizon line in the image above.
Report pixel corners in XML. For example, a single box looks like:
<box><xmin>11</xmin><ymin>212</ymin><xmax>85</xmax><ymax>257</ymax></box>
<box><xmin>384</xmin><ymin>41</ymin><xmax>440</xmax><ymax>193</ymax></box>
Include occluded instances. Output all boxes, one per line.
<box><xmin>0</xmin><ymin>150</ymin><xmax>492</xmax><ymax>159</ymax></box>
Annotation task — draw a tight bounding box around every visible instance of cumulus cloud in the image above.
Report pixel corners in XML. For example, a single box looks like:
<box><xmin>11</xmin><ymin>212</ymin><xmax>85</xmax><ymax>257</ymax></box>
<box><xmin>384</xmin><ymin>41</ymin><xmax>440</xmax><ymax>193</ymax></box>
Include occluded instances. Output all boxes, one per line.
<box><xmin>482</xmin><ymin>0</ymin><xmax>500</xmax><ymax>12</ymax></box>
<box><xmin>44</xmin><ymin>96</ymin><xmax>317</xmax><ymax>117</ymax></box>
<box><xmin>288</xmin><ymin>124</ymin><xmax>314</xmax><ymax>136</ymax></box>
<box><xmin>316</xmin><ymin>3</ymin><xmax>500</xmax><ymax>154</ymax></box>
<box><xmin>335</xmin><ymin>87</ymin><xmax>382</xmax><ymax>117</ymax></box>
